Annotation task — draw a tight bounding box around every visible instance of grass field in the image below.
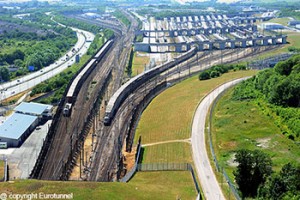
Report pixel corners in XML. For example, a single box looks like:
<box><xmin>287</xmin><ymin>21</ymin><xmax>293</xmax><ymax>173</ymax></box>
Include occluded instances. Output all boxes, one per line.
<box><xmin>134</xmin><ymin>70</ymin><xmax>258</xmax><ymax>145</ymax></box>
<box><xmin>0</xmin><ymin>160</ymin><xmax>4</xmax><ymax>181</ymax></box>
<box><xmin>211</xmin><ymin>88</ymin><xmax>300</xmax><ymax>181</ymax></box>
<box><xmin>142</xmin><ymin>142</ymin><xmax>193</xmax><ymax>164</ymax></box>
<box><xmin>132</xmin><ymin>52</ymin><xmax>150</xmax><ymax>76</ymax></box>
<box><xmin>0</xmin><ymin>171</ymin><xmax>197</xmax><ymax>200</ymax></box>
<box><xmin>268</xmin><ymin>17</ymin><xmax>290</xmax><ymax>26</ymax></box>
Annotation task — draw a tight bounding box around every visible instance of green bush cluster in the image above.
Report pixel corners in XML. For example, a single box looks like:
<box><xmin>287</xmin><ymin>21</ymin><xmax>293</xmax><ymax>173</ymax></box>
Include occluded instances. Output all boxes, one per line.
<box><xmin>288</xmin><ymin>46</ymin><xmax>300</xmax><ymax>53</ymax></box>
<box><xmin>198</xmin><ymin>64</ymin><xmax>246</xmax><ymax>80</ymax></box>
<box><xmin>232</xmin><ymin>54</ymin><xmax>300</xmax><ymax>140</ymax></box>
<box><xmin>125</xmin><ymin>48</ymin><xmax>134</xmax><ymax>77</ymax></box>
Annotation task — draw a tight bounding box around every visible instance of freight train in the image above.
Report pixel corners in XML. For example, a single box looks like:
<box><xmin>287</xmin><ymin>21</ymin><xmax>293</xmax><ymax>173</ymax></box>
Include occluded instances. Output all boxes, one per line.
<box><xmin>103</xmin><ymin>46</ymin><xmax>197</xmax><ymax>125</ymax></box>
<box><xmin>63</xmin><ymin>39</ymin><xmax>114</xmax><ymax>117</ymax></box>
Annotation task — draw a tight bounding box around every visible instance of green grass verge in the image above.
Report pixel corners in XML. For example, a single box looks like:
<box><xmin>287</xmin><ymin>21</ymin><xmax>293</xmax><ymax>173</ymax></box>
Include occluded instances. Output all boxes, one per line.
<box><xmin>0</xmin><ymin>160</ymin><xmax>4</xmax><ymax>181</ymax></box>
<box><xmin>268</xmin><ymin>18</ymin><xmax>290</xmax><ymax>26</ymax></box>
<box><xmin>141</xmin><ymin>142</ymin><xmax>193</xmax><ymax>164</ymax></box>
<box><xmin>132</xmin><ymin>52</ymin><xmax>149</xmax><ymax>76</ymax></box>
<box><xmin>135</xmin><ymin>70</ymin><xmax>258</xmax><ymax>145</ymax></box>
<box><xmin>0</xmin><ymin>171</ymin><xmax>196</xmax><ymax>200</ymax></box>
<box><xmin>211</xmin><ymin>87</ymin><xmax>300</xmax><ymax>182</ymax></box>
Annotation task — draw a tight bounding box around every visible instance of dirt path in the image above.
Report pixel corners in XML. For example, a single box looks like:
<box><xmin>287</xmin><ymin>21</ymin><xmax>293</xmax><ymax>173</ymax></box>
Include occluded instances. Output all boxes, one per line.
<box><xmin>142</xmin><ymin>138</ymin><xmax>191</xmax><ymax>147</ymax></box>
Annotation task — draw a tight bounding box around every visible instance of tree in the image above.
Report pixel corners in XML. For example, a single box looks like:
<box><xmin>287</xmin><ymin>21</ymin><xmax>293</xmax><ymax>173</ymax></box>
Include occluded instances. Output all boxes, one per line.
<box><xmin>234</xmin><ymin>149</ymin><xmax>272</xmax><ymax>198</ymax></box>
<box><xmin>12</xmin><ymin>49</ymin><xmax>25</xmax><ymax>61</ymax></box>
<box><xmin>274</xmin><ymin>60</ymin><xmax>293</xmax><ymax>76</ymax></box>
<box><xmin>199</xmin><ymin>71</ymin><xmax>210</xmax><ymax>80</ymax></box>
<box><xmin>0</xmin><ymin>66</ymin><xmax>10</xmax><ymax>82</ymax></box>
<box><xmin>14</xmin><ymin>59</ymin><xmax>24</xmax><ymax>68</ymax></box>
<box><xmin>210</xmin><ymin>70</ymin><xmax>220</xmax><ymax>78</ymax></box>
<box><xmin>258</xmin><ymin>163</ymin><xmax>300</xmax><ymax>199</ymax></box>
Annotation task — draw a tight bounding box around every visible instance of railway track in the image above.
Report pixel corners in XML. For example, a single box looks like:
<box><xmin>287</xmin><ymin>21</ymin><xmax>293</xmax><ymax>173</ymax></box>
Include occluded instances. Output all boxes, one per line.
<box><xmin>31</xmin><ymin>8</ymin><xmax>282</xmax><ymax>180</ymax></box>
<box><xmin>36</xmin><ymin>44</ymin><xmax>114</xmax><ymax>179</ymax></box>
<box><xmin>33</xmin><ymin>12</ymin><xmax>138</xmax><ymax>180</ymax></box>
<box><xmin>87</xmin><ymin>44</ymin><xmax>282</xmax><ymax>181</ymax></box>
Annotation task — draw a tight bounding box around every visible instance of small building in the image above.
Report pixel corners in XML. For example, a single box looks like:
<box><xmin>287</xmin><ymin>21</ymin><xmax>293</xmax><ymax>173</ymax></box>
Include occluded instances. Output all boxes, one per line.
<box><xmin>0</xmin><ymin>102</ymin><xmax>52</xmax><ymax>148</ymax></box>
<box><xmin>14</xmin><ymin>102</ymin><xmax>53</xmax><ymax>118</ymax></box>
<box><xmin>0</xmin><ymin>113</ymin><xmax>38</xmax><ymax>147</ymax></box>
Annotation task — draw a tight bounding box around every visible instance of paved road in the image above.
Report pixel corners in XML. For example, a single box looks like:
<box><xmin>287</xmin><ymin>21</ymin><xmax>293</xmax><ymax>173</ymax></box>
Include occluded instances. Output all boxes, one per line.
<box><xmin>0</xmin><ymin>23</ymin><xmax>94</xmax><ymax>101</ymax></box>
<box><xmin>191</xmin><ymin>77</ymin><xmax>250</xmax><ymax>200</ymax></box>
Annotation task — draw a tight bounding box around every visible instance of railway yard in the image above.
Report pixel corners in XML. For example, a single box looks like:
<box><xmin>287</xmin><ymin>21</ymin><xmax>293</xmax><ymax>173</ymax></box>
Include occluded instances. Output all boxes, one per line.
<box><xmin>1</xmin><ymin>1</ymin><xmax>299</xmax><ymax>199</ymax></box>
<box><xmin>29</xmin><ymin>8</ymin><xmax>286</xmax><ymax>182</ymax></box>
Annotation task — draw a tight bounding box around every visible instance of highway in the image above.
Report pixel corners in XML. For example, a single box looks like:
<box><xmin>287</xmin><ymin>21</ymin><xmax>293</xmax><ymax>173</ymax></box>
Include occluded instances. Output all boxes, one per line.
<box><xmin>191</xmin><ymin>77</ymin><xmax>251</xmax><ymax>200</ymax></box>
<box><xmin>0</xmin><ymin>23</ymin><xmax>95</xmax><ymax>101</ymax></box>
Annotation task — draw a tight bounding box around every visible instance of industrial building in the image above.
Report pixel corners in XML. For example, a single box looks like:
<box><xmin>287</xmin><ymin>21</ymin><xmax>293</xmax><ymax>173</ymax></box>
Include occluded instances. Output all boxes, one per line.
<box><xmin>0</xmin><ymin>113</ymin><xmax>38</xmax><ymax>147</ymax></box>
<box><xmin>0</xmin><ymin>102</ymin><xmax>52</xmax><ymax>148</ymax></box>
<box><xmin>134</xmin><ymin>15</ymin><xmax>287</xmax><ymax>53</ymax></box>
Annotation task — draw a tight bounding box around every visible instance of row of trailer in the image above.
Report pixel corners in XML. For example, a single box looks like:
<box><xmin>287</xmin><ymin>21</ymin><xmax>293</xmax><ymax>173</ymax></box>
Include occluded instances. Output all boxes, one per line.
<box><xmin>103</xmin><ymin>46</ymin><xmax>197</xmax><ymax>125</ymax></box>
<box><xmin>63</xmin><ymin>39</ymin><xmax>114</xmax><ymax>116</ymax></box>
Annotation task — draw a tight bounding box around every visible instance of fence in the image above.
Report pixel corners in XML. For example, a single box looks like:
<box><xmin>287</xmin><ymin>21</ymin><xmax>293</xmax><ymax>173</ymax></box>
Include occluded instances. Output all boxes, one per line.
<box><xmin>4</xmin><ymin>158</ymin><xmax>8</xmax><ymax>182</ymax></box>
<box><xmin>208</xmin><ymin>86</ymin><xmax>241</xmax><ymax>200</ymax></box>
<box><xmin>0</xmin><ymin>157</ymin><xmax>8</xmax><ymax>182</ymax></box>
<box><xmin>248</xmin><ymin>53</ymin><xmax>295</xmax><ymax>69</ymax></box>
<box><xmin>125</xmin><ymin>81</ymin><xmax>167</xmax><ymax>152</ymax></box>
<box><xmin>120</xmin><ymin>136</ymin><xmax>142</xmax><ymax>182</ymax></box>
<box><xmin>120</xmin><ymin>139</ymin><xmax>202</xmax><ymax>199</ymax></box>
<box><xmin>137</xmin><ymin>162</ymin><xmax>201</xmax><ymax>199</ymax></box>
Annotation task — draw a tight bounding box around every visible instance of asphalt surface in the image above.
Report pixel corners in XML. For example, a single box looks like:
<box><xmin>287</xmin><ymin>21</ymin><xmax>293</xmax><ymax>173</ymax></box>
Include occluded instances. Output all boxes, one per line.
<box><xmin>0</xmin><ymin>120</ymin><xmax>51</xmax><ymax>179</ymax></box>
<box><xmin>191</xmin><ymin>77</ymin><xmax>250</xmax><ymax>200</ymax></box>
<box><xmin>0</xmin><ymin>25</ymin><xmax>94</xmax><ymax>101</ymax></box>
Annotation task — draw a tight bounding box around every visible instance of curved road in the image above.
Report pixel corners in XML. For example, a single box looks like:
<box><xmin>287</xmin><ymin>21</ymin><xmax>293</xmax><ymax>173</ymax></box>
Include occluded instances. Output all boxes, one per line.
<box><xmin>191</xmin><ymin>77</ymin><xmax>251</xmax><ymax>200</ymax></box>
<box><xmin>0</xmin><ymin>21</ymin><xmax>94</xmax><ymax>101</ymax></box>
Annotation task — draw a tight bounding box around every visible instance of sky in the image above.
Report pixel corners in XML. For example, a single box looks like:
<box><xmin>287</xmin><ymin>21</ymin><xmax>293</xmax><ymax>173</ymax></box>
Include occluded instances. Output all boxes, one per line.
<box><xmin>175</xmin><ymin>0</ymin><xmax>242</xmax><ymax>4</ymax></box>
<box><xmin>1</xmin><ymin>0</ymin><xmax>241</xmax><ymax>3</ymax></box>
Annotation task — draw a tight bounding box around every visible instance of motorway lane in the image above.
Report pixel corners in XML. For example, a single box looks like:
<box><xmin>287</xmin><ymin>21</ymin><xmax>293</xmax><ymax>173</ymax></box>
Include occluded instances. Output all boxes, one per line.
<box><xmin>191</xmin><ymin>77</ymin><xmax>251</xmax><ymax>200</ymax></box>
<box><xmin>0</xmin><ymin>26</ymin><xmax>94</xmax><ymax>101</ymax></box>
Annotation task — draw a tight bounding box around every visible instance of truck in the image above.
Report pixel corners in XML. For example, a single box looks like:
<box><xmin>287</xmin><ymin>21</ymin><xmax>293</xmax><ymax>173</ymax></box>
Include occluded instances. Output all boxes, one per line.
<box><xmin>0</xmin><ymin>142</ymin><xmax>7</xmax><ymax>149</ymax></box>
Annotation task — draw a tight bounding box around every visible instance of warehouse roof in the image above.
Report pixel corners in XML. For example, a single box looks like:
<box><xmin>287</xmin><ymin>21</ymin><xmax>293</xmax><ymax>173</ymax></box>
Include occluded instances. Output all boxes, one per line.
<box><xmin>14</xmin><ymin>102</ymin><xmax>49</xmax><ymax>115</ymax></box>
<box><xmin>0</xmin><ymin>113</ymin><xmax>37</xmax><ymax>140</ymax></box>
